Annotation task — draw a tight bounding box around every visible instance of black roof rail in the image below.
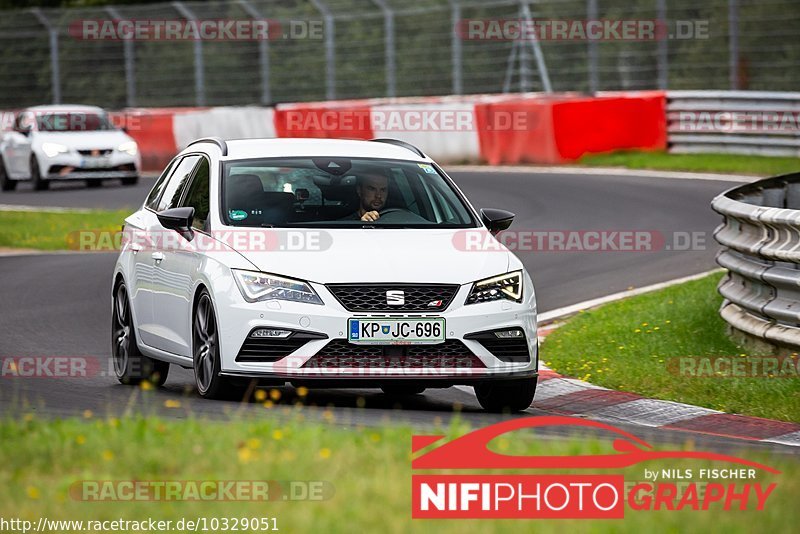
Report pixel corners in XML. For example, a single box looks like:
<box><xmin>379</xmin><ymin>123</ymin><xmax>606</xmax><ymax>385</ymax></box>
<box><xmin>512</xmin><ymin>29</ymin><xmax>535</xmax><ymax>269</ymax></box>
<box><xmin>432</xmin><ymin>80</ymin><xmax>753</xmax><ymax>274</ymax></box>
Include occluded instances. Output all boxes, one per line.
<box><xmin>370</xmin><ymin>138</ymin><xmax>425</xmax><ymax>158</ymax></box>
<box><xmin>187</xmin><ymin>137</ymin><xmax>228</xmax><ymax>156</ymax></box>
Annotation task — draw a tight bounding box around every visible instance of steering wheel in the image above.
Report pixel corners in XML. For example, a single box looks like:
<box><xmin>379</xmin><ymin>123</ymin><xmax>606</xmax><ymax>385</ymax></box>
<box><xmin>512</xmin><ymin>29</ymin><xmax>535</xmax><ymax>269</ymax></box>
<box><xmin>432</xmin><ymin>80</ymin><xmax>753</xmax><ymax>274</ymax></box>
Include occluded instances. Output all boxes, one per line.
<box><xmin>378</xmin><ymin>208</ymin><xmax>406</xmax><ymax>217</ymax></box>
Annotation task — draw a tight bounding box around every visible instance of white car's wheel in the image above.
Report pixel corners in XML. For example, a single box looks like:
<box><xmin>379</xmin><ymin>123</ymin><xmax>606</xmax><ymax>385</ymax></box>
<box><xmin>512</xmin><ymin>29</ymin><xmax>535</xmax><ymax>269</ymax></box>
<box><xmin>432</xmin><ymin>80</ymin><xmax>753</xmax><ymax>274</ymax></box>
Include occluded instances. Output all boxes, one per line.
<box><xmin>475</xmin><ymin>378</ymin><xmax>537</xmax><ymax>413</ymax></box>
<box><xmin>193</xmin><ymin>289</ymin><xmax>247</xmax><ymax>399</ymax></box>
<box><xmin>0</xmin><ymin>158</ymin><xmax>16</xmax><ymax>191</ymax></box>
<box><xmin>112</xmin><ymin>280</ymin><xmax>169</xmax><ymax>386</ymax></box>
<box><xmin>31</xmin><ymin>156</ymin><xmax>48</xmax><ymax>191</ymax></box>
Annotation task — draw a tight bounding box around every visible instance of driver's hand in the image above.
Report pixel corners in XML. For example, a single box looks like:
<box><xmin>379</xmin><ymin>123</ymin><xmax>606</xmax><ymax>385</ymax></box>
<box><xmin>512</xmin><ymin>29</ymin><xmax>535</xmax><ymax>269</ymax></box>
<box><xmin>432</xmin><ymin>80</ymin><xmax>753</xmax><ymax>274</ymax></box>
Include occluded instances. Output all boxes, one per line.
<box><xmin>360</xmin><ymin>211</ymin><xmax>380</xmax><ymax>222</ymax></box>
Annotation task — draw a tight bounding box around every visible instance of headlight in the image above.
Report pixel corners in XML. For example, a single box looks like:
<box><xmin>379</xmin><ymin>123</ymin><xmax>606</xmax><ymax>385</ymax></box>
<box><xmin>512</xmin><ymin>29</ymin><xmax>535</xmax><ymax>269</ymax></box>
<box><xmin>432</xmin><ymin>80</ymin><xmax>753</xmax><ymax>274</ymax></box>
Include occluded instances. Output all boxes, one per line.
<box><xmin>117</xmin><ymin>141</ymin><xmax>138</xmax><ymax>156</ymax></box>
<box><xmin>466</xmin><ymin>270</ymin><xmax>523</xmax><ymax>304</ymax></box>
<box><xmin>233</xmin><ymin>269</ymin><xmax>323</xmax><ymax>305</ymax></box>
<box><xmin>41</xmin><ymin>142</ymin><xmax>70</xmax><ymax>158</ymax></box>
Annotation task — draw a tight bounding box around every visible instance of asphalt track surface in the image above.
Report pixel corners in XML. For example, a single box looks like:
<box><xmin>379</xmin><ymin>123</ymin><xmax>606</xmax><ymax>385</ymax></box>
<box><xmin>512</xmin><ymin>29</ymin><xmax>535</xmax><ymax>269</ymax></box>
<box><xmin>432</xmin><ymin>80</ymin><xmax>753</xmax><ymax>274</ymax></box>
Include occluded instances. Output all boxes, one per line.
<box><xmin>2</xmin><ymin>170</ymin><xmax>794</xmax><ymax>455</ymax></box>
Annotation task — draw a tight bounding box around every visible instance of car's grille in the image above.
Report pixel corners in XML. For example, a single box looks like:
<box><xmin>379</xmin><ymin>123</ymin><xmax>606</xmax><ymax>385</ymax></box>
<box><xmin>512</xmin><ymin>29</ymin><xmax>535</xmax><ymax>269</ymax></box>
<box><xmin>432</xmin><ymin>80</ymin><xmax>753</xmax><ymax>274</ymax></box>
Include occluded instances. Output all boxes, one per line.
<box><xmin>302</xmin><ymin>339</ymin><xmax>485</xmax><ymax>369</ymax></box>
<box><xmin>77</xmin><ymin>149</ymin><xmax>113</xmax><ymax>156</ymax></box>
<box><xmin>326</xmin><ymin>284</ymin><xmax>460</xmax><ymax>312</ymax></box>
<box><xmin>465</xmin><ymin>329</ymin><xmax>531</xmax><ymax>363</ymax></box>
<box><xmin>236</xmin><ymin>329</ymin><xmax>327</xmax><ymax>363</ymax></box>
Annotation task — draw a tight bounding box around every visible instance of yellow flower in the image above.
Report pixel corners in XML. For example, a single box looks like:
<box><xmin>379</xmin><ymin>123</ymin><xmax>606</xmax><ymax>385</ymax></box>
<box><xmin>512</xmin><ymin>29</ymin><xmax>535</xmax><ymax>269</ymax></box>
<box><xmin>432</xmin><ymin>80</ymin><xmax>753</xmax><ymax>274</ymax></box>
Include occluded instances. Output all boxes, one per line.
<box><xmin>262</xmin><ymin>400</ymin><xmax>274</xmax><ymax>409</ymax></box>
<box><xmin>370</xmin><ymin>433</ymin><xmax>381</xmax><ymax>443</ymax></box>
<box><xmin>641</xmin><ymin>322</ymin><xmax>648</xmax><ymax>327</ymax></box>
<box><xmin>238</xmin><ymin>448</ymin><xmax>252</xmax><ymax>463</ymax></box>
<box><xmin>26</xmin><ymin>486</ymin><xmax>40</xmax><ymax>500</ymax></box>
<box><xmin>272</xmin><ymin>429</ymin><xmax>283</xmax><ymax>441</ymax></box>
<box><xmin>140</xmin><ymin>381</ymin><xmax>153</xmax><ymax>391</ymax></box>
<box><xmin>76</xmin><ymin>435</ymin><xmax>86</xmax><ymax>445</ymax></box>
<box><xmin>246</xmin><ymin>438</ymin><xmax>262</xmax><ymax>450</ymax></box>
<box><xmin>634</xmin><ymin>329</ymin><xmax>641</xmax><ymax>333</ymax></box>
<box><xmin>319</xmin><ymin>448</ymin><xmax>331</xmax><ymax>459</ymax></box>
<box><xmin>296</xmin><ymin>386</ymin><xmax>309</xmax><ymax>397</ymax></box>
<box><xmin>163</xmin><ymin>399</ymin><xmax>181</xmax><ymax>409</ymax></box>
<box><xmin>102</xmin><ymin>450</ymin><xmax>114</xmax><ymax>461</ymax></box>
<box><xmin>269</xmin><ymin>389</ymin><xmax>281</xmax><ymax>401</ymax></box>
<box><xmin>254</xmin><ymin>389</ymin><xmax>267</xmax><ymax>402</ymax></box>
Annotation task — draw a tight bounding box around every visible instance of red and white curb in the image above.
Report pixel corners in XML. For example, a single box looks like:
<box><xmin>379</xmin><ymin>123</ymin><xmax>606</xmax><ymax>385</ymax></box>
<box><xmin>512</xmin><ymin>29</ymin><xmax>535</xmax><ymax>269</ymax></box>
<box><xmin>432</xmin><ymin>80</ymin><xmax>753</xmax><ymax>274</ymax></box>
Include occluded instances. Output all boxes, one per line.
<box><xmin>531</xmin><ymin>366</ymin><xmax>800</xmax><ymax>447</ymax></box>
<box><xmin>532</xmin><ymin>320</ymin><xmax>800</xmax><ymax>447</ymax></box>
<box><xmin>459</xmin><ymin>271</ymin><xmax>800</xmax><ymax>447</ymax></box>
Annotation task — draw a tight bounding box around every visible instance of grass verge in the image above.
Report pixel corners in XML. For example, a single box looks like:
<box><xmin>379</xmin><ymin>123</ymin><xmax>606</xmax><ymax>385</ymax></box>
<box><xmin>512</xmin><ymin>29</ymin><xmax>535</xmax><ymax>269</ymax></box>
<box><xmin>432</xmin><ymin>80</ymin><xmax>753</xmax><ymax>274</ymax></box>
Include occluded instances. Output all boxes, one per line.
<box><xmin>540</xmin><ymin>272</ymin><xmax>800</xmax><ymax>422</ymax></box>
<box><xmin>0</xmin><ymin>415</ymin><xmax>797</xmax><ymax>533</ymax></box>
<box><xmin>0</xmin><ymin>209</ymin><xmax>129</xmax><ymax>251</ymax></box>
<box><xmin>579</xmin><ymin>151</ymin><xmax>800</xmax><ymax>177</ymax></box>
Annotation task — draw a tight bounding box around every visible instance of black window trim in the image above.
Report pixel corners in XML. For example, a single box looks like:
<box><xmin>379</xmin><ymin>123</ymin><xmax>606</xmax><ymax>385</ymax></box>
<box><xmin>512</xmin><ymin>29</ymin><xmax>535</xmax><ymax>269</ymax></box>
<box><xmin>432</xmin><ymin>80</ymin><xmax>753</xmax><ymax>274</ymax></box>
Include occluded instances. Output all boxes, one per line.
<box><xmin>177</xmin><ymin>154</ymin><xmax>213</xmax><ymax>233</ymax></box>
<box><xmin>145</xmin><ymin>152</ymin><xmax>205</xmax><ymax>215</ymax></box>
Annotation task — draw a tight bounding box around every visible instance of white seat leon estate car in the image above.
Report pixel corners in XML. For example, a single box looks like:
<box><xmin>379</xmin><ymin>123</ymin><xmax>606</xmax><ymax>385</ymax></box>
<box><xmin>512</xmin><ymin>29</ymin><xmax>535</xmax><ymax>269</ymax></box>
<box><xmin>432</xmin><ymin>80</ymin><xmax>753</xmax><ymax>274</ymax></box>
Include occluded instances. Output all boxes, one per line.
<box><xmin>112</xmin><ymin>137</ymin><xmax>538</xmax><ymax>412</ymax></box>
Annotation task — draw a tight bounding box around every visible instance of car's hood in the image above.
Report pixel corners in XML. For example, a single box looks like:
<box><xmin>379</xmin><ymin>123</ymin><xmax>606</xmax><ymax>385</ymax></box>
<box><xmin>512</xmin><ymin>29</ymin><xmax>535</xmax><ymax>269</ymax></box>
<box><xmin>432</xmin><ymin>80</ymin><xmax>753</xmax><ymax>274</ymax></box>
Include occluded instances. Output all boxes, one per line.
<box><xmin>224</xmin><ymin>228</ymin><xmax>512</xmax><ymax>284</ymax></box>
<box><xmin>34</xmin><ymin>130</ymin><xmax>133</xmax><ymax>149</ymax></box>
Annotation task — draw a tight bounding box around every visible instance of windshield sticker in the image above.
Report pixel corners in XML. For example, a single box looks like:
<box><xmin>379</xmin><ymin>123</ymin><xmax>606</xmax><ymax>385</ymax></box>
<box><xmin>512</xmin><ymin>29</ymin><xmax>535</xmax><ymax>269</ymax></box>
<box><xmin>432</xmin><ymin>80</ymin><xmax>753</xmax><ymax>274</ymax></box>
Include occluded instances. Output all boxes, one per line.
<box><xmin>418</xmin><ymin>163</ymin><xmax>436</xmax><ymax>174</ymax></box>
<box><xmin>229</xmin><ymin>210</ymin><xmax>248</xmax><ymax>221</ymax></box>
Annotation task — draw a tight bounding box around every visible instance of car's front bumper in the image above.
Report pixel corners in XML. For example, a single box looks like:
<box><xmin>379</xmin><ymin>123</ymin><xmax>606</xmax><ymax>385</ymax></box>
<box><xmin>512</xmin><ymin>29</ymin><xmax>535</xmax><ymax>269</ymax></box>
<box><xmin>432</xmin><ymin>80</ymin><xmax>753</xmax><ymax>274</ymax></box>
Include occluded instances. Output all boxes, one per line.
<box><xmin>213</xmin><ymin>279</ymin><xmax>538</xmax><ymax>385</ymax></box>
<box><xmin>39</xmin><ymin>150</ymin><xmax>140</xmax><ymax>180</ymax></box>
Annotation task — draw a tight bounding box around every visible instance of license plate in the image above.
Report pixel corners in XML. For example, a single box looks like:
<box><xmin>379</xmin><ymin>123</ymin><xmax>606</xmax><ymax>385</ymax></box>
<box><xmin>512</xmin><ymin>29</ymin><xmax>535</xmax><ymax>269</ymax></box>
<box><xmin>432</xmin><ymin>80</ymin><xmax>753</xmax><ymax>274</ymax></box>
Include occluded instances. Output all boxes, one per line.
<box><xmin>81</xmin><ymin>157</ymin><xmax>110</xmax><ymax>169</ymax></box>
<box><xmin>348</xmin><ymin>318</ymin><xmax>445</xmax><ymax>345</ymax></box>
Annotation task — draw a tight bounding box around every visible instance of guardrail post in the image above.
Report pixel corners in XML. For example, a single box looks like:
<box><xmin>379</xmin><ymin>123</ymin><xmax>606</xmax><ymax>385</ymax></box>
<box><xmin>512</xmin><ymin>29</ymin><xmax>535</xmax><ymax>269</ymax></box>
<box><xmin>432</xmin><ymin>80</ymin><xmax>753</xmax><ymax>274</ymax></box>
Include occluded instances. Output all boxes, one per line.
<box><xmin>310</xmin><ymin>0</ymin><xmax>336</xmax><ymax>100</ymax></box>
<box><xmin>728</xmin><ymin>0</ymin><xmax>740</xmax><ymax>90</ymax></box>
<box><xmin>449</xmin><ymin>0</ymin><xmax>463</xmax><ymax>95</ymax></box>
<box><xmin>172</xmin><ymin>1</ymin><xmax>206</xmax><ymax>106</ymax></box>
<box><xmin>31</xmin><ymin>8</ymin><xmax>61</xmax><ymax>104</ymax></box>
<box><xmin>587</xmin><ymin>0</ymin><xmax>598</xmax><ymax>93</ymax></box>
<box><xmin>105</xmin><ymin>6</ymin><xmax>136</xmax><ymax>108</ymax></box>
<box><xmin>371</xmin><ymin>0</ymin><xmax>396</xmax><ymax>98</ymax></box>
<box><xmin>656</xmin><ymin>0</ymin><xmax>668</xmax><ymax>90</ymax></box>
<box><xmin>238</xmin><ymin>0</ymin><xmax>271</xmax><ymax>105</ymax></box>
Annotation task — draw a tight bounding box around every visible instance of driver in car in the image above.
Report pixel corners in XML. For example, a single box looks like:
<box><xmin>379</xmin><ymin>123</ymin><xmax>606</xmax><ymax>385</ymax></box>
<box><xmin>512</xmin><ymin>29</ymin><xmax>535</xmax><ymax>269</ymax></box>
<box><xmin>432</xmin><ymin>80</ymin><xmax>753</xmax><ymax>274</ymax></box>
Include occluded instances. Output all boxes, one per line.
<box><xmin>344</xmin><ymin>172</ymin><xmax>389</xmax><ymax>222</ymax></box>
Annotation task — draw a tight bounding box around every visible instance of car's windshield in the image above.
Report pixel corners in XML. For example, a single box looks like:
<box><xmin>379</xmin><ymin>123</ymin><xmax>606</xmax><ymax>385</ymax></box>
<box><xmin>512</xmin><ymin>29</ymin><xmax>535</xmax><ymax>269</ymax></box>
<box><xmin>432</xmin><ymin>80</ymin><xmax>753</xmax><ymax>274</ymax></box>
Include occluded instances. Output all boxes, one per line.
<box><xmin>35</xmin><ymin>112</ymin><xmax>114</xmax><ymax>132</ymax></box>
<box><xmin>221</xmin><ymin>157</ymin><xmax>478</xmax><ymax>228</ymax></box>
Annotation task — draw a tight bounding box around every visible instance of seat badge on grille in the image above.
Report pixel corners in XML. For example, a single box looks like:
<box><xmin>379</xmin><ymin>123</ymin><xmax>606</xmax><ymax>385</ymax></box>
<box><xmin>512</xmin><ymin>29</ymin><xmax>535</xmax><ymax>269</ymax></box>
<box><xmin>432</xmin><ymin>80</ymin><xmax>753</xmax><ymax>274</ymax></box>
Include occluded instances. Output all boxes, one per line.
<box><xmin>386</xmin><ymin>290</ymin><xmax>405</xmax><ymax>305</ymax></box>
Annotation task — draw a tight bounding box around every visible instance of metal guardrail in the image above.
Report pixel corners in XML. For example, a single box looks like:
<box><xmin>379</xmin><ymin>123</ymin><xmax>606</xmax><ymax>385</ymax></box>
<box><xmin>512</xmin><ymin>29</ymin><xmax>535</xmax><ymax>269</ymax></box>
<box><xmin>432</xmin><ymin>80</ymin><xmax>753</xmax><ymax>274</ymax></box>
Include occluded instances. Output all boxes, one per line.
<box><xmin>712</xmin><ymin>173</ymin><xmax>800</xmax><ymax>352</ymax></box>
<box><xmin>668</xmin><ymin>90</ymin><xmax>800</xmax><ymax>157</ymax></box>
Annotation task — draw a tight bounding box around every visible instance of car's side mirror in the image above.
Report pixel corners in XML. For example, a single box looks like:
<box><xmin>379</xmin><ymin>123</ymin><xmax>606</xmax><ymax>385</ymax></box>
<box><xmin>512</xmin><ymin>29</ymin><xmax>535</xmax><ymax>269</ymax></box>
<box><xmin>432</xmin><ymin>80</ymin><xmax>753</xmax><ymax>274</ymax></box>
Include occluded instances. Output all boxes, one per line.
<box><xmin>480</xmin><ymin>208</ymin><xmax>515</xmax><ymax>235</ymax></box>
<box><xmin>157</xmin><ymin>207</ymin><xmax>195</xmax><ymax>241</ymax></box>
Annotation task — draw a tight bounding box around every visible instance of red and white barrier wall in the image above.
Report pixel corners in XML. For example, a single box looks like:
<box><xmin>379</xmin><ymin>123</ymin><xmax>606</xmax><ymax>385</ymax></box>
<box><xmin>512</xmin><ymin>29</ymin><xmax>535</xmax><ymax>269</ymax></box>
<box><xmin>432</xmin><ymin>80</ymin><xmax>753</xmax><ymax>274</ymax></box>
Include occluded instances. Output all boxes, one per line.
<box><xmin>111</xmin><ymin>91</ymin><xmax>666</xmax><ymax>171</ymax></box>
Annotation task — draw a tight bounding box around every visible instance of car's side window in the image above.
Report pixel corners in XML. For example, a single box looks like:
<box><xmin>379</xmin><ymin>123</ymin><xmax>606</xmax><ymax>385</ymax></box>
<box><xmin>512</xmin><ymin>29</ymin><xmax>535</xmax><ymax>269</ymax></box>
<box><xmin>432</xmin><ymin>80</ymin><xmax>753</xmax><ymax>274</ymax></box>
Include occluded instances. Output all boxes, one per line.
<box><xmin>155</xmin><ymin>155</ymin><xmax>201</xmax><ymax>212</ymax></box>
<box><xmin>145</xmin><ymin>158</ymin><xmax>179</xmax><ymax>210</ymax></box>
<box><xmin>180</xmin><ymin>157</ymin><xmax>211</xmax><ymax>231</ymax></box>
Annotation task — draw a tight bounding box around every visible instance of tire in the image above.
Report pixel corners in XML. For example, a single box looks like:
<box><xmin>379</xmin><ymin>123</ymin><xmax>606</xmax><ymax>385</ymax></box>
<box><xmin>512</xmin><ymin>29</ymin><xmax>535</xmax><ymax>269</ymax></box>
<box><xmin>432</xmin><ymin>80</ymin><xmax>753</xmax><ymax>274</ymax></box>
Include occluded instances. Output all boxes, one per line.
<box><xmin>86</xmin><ymin>179</ymin><xmax>103</xmax><ymax>188</ymax></box>
<box><xmin>0</xmin><ymin>158</ymin><xmax>16</xmax><ymax>191</ymax></box>
<box><xmin>31</xmin><ymin>156</ymin><xmax>49</xmax><ymax>191</ymax></box>
<box><xmin>112</xmin><ymin>280</ymin><xmax>170</xmax><ymax>386</ymax></box>
<box><xmin>121</xmin><ymin>176</ymin><xmax>139</xmax><ymax>186</ymax></box>
<box><xmin>193</xmin><ymin>289</ymin><xmax>244</xmax><ymax>399</ymax></box>
<box><xmin>381</xmin><ymin>385</ymin><xmax>426</xmax><ymax>396</ymax></box>
<box><xmin>474</xmin><ymin>377</ymin><xmax>538</xmax><ymax>413</ymax></box>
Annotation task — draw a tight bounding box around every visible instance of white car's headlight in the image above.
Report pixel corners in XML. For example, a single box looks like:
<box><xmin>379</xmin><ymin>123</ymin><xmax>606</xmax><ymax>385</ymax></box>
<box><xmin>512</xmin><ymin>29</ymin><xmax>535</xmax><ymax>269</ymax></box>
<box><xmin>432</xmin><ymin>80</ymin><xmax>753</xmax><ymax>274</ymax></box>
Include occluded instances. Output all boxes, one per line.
<box><xmin>41</xmin><ymin>142</ymin><xmax>70</xmax><ymax>158</ymax></box>
<box><xmin>466</xmin><ymin>270</ymin><xmax>523</xmax><ymax>304</ymax></box>
<box><xmin>233</xmin><ymin>269</ymin><xmax>323</xmax><ymax>305</ymax></box>
<box><xmin>117</xmin><ymin>141</ymin><xmax>138</xmax><ymax>156</ymax></box>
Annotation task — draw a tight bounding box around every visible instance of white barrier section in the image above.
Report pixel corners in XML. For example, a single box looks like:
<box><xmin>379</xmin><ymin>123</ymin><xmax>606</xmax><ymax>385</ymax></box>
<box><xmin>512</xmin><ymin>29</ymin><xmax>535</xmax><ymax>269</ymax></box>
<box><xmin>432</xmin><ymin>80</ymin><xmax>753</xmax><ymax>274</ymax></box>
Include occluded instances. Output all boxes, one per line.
<box><xmin>172</xmin><ymin>106</ymin><xmax>276</xmax><ymax>150</ymax></box>
<box><xmin>370</xmin><ymin>102</ymin><xmax>481</xmax><ymax>162</ymax></box>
